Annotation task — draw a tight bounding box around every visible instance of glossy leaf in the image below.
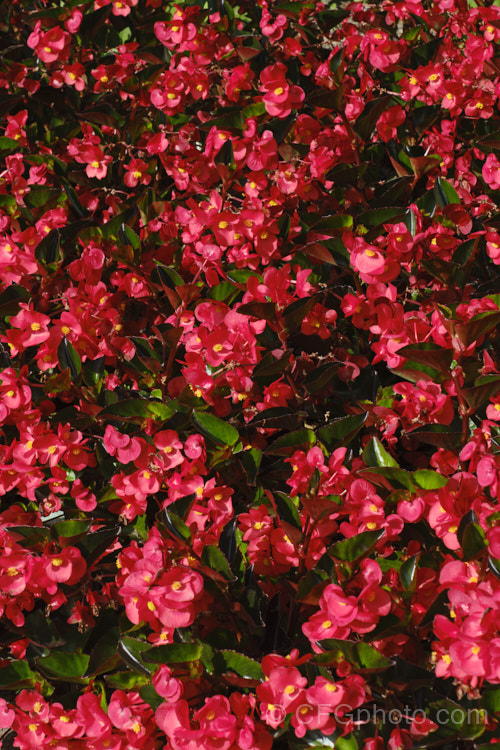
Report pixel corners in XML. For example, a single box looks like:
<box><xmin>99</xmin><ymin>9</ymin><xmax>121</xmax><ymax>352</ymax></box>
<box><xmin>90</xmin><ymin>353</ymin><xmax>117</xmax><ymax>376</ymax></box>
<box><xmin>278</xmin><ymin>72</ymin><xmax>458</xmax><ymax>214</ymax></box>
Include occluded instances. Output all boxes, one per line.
<box><xmin>329</xmin><ymin>529</ymin><xmax>384</xmax><ymax>562</ymax></box>
<box><xmin>193</xmin><ymin>411</ymin><xmax>239</xmax><ymax>446</ymax></box>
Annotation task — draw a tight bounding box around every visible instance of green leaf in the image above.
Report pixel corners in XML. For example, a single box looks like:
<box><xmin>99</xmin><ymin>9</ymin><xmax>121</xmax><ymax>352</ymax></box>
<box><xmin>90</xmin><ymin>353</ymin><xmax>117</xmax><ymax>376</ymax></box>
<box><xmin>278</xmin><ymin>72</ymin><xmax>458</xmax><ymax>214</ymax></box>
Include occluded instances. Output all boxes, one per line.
<box><xmin>242</xmin><ymin>101</ymin><xmax>267</xmax><ymax>120</ymax></box>
<box><xmin>489</xmin><ymin>556</ymin><xmax>500</xmax><ymax>581</ymax></box>
<box><xmin>0</xmin><ymin>194</ymin><xmax>17</xmax><ymax>214</ymax></box>
<box><xmin>335</xmin><ymin>735</ymin><xmax>358</xmax><ymax>750</ymax></box>
<box><xmin>455</xmin><ymin>312</ymin><xmax>500</xmax><ymax>348</ymax></box>
<box><xmin>82</xmin><ymin>357</ymin><xmax>105</xmax><ymax>388</ymax></box>
<box><xmin>201</xmin><ymin>545</ymin><xmax>235</xmax><ymax>580</ymax></box>
<box><xmin>311</xmin><ymin>215</ymin><xmax>353</xmax><ymax>233</ymax></box>
<box><xmin>152</xmin><ymin>263</ymin><xmax>184</xmax><ymax>288</ymax></box>
<box><xmin>139</xmin><ymin>683</ymin><xmax>163</xmax><ymax>710</ymax></box>
<box><xmin>317</xmin><ymin>639</ymin><xmax>393</xmax><ymax>671</ymax></box>
<box><xmin>119</xmin><ymin>223</ymin><xmax>141</xmax><ymax>251</ymax></box>
<box><xmin>283</xmin><ymin>296</ymin><xmax>318</xmax><ymax>334</ymax></box>
<box><xmin>363</xmin><ymin>437</ymin><xmax>399</xmax><ymax>468</ymax></box>
<box><xmin>193</xmin><ymin>411</ymin><xmax>239</xmax><ymax>446</ymax></box>
<box><xmin>0</xmin><ymin>136</ymin><xmax>22</xmax><ymax>151</ymax></box>
<box><xmin>237</xmin><ymin>301</ymin><xmax>276</xmax><ymax>321</ymax></box>
<box><xmin>52</xmin><ymin>520</ymin><xmax>90</xmax><ymax>539</ymax></box>
<box><xmin>213</xmin><ymin>650</ymin><xmax>263</xmax><ymax>680</ymax></box>
<box><xmin>463</xmin><ymin>375</ymin><xmax>500</xmax><ymax>411</ymax></box>
<box><xmin>106</xmin><ymin>671</ymin><xmax>149</xmax><ymax>690</ymax></box>
<box><xmin>361</xmin><ymin>466</ymin><xmax>414</xmax><ymax>490</ymax></box>
<box><xmin>355</xmin><ymin>96</ymin><xmax>394</xmax><ymax>141</ymax></box>
<box><xmin>434</xmin><ymin>176</ymin><xmax>460</xmax><ymax>207</ymax></box>
<box><xmin>317</xmin><ymin>413</ymin><xmax>367</xmax><ymax>449</ymax></box>
<box><xmin>238</xmin><ymin>448</ymin><xmax>262</xmax><ymax>485</ymax></box>
<box><xmin>161</xmin><ymin>509</ymin><xmax>191</xmax><ymax>541</ymax></box>
<box><xmin>117</xmin><ymin>638</ymin><xmax>152</xmax><ymax>675</ymax></box>
<box><xmin>36</xmin><ymin>652</ymin><xmax>90</xmax><ymax>683</ymax></box>
<box><xmin>86</xmin><ymin>626</ymin><xmax>121</xmax><ymax>678</ymax></box>
<box><xmin>6</xmin><ymin>525</ymin><xmax>50</xmax><ymax>547</ymax></box>
<box><xmin>329</xmin><ymin>529</ymin><xmax>384</xmax><ymax>562</ymax></box>
<box><xmin>304</xmin><ymin>363</ymin><xmax>341</xmax><ymax>394</ymax></box>
<box><xmin>0</xmin><ymin>661</ymin><xmax>36</xmax><ymax>689</ymax></box>
<box><xmin>275</xmin><ymin>492</ymin><xmax>301</xmax><ymax>529</ymax></box>
<box><xmin>62</xmin><ymin>180</ymin><xmax>87</xmax><ymax>217</ymax></box>
<box><xmin>58</xmin><ymin>337</ymin><xmax>81</xmax><ymax>378</ymax></box>
<box><xmin>100</xmin><ymin>398</ymin><xmax>174</xmax><ymax>421</ymax></box>
<box><xmin>35</xmin><ymin>227</ymin><xmax>60</xmax><ymax>264</ymax></box>
<box><xmin>412</xmin><ymin>469</ymin><xmax>448</xmax><ymax>489</ymax></box>
<box><xmin>77</xmin><ymin>524</ymin><xmax>121</xmax><ymax>566</ymax></box>
<box><xmin>462</xmin><ymin>522</ymin><xmax>487</xmax><ymax>560</ymax></box>
<box><xmin>266</xmin><ymin>428</ymin><xmax>315</xmax><ymax>455</ymax></box>
<box><xmin>25</xmin><ymin>187</ymin><xmax>60</xmax><ymax>208</ymax></box>
<box><xmin>482</xmin><ymin>686</ymin><xmax>500</xmax><ymax>715</ymax></box>
<box><xmin>142</xmin><ymin>643</ymin><xmax>203</xmax><ymax>664</ymax></box>
<box><xmin>399</xmin><ymin>343</ymin><xmax>454</xmax><ymax>373</ymax></box>
<box><xmin>400</xmin><ymin>554</ymin><xmax>418</xmax><ymax>590</ymax></box>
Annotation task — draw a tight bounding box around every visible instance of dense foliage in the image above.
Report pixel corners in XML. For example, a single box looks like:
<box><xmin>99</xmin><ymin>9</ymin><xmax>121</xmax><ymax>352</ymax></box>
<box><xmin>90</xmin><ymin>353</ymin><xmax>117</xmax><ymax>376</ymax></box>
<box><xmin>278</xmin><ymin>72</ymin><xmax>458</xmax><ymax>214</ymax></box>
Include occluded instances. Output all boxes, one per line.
<box><xmin>1</xmin><ymin>0</ymin><xmax>500</xmax><ymax>747</ymax></box>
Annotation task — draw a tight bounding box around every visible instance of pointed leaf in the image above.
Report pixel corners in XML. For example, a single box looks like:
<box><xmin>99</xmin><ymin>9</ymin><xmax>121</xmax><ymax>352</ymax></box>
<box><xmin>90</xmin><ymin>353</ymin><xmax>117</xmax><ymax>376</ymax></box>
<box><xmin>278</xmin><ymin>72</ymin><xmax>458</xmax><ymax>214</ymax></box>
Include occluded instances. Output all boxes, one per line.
<box><xmin>434</xmin><ymin>176</ymin><xmax>460</xmax><ymax>207</ymax></box>
<box><xmin>193</xmin><ymin>411</ymin><xmax>239</xmax><ymax>446</ymax></box>
<box><xmin>142</xmin><ymin>643</ymin><xmax>203</xmax><ymax>664</ymax></box>
<box><xmin>213</xmin><ymin>650</ymin><xmax>263</xmax><ymax>680</ymax></box>
<box><xmin>412</xmin><ymin>469</ymin><xmax>448</xmax><ymax>489</ymax></box>
<box><xmin>201</xmin><ymin>545</ymin><xmax>235</xmax><ymax>581</ymax></box>
<box><xmin>117</xmin><ymin>638</ymin><xmax>152</xmax><ymax>675</ymax></box>
<box><xmin>57</xmin><ymin>337</ymin><xmax>81</xmax><ymax>378</ymax></box>
<box><xmin>329</xmin><ymin>529</ymin><xmax>384</xmax><ymax>562</ymax></box>
<box><xmin>363</xmin><ymin>437</ymin><xmax>399</xmax><ymax>468</ymax></box>
<box><xmin>317</xmin><ymin>413</ymin><xmax>367</xmax><ymax>449</ymax></box>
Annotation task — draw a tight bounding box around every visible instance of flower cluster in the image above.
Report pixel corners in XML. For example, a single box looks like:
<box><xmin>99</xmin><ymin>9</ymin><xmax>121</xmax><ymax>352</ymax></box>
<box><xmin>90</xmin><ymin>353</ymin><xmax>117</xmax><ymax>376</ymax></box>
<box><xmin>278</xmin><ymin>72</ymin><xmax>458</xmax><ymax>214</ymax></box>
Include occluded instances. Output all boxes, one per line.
<box><xmin>0</xmin><ymin>0</ymin><xmax>500</xmax><ymax>749</ymax></box>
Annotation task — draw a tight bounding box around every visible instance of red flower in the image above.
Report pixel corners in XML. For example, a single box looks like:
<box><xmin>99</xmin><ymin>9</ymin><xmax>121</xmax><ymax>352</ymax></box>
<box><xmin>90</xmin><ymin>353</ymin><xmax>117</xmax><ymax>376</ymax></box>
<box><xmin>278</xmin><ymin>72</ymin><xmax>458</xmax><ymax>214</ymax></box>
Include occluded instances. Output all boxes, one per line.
<box><xmin>259</xmin><ymin>63</ymin><xmax>305</xmax><ymax>118</ymax></box>
<box><xmin>376</xmin><ymin>105</ymin><xmax>406</xmax><ymax>142</ymax></box>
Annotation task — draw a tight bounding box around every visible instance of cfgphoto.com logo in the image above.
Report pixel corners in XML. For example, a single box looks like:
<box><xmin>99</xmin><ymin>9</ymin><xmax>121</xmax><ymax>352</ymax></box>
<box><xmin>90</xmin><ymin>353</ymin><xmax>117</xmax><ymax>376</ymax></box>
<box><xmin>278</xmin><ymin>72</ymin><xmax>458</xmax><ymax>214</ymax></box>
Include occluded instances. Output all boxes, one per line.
<box><xmin>265</xmin><ymin>703</ymin><xmax>486</xmax><ymax>727</ymax></box>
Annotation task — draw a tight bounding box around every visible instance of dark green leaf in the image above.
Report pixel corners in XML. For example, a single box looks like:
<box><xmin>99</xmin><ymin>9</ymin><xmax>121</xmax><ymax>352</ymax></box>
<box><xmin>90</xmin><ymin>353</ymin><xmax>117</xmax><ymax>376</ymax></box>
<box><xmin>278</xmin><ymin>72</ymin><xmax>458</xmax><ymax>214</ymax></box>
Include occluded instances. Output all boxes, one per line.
<box><xmin>139</xmin><ymin>684</ymin><xmax>163</xmax><ymax>710</ymax></box>
<box><xmin>237</xmin><ymin>301</ymin><xmax>276</xmax><ymax>321</ymax></box>
<box><xmin>463</xmin><ymin>375</ymin><xmax>500</xmax><ymax>411</ymax></box>
<box><xmin>213</xmin><ymin>650</ymin><xmax>263</xmax><ymax>680</ymax></box>
<box><xmin>317</xmin><ymin>412</ymin><xmax>367</xmax><ymax>449</ymax></box>
<box><xmin>482</xmin><ymin>686</ymin><xmax>500</xmax><ymax>715</ymax></box>
<box><xmin>117</xmin><ymin>638</ymin><xmax>152</xmax><ymax>675</ymax></box>
<box><xmin>283</xmin><ymin>296</ymin><xmax>318</xmax><ymax>334</ymax></box>
<box><xmin>142</xmin><ymin>643</ymin><xmax>203</xmax><ymax>664</ymax></box>
<box><xmin>275</xmin><ymin>492</ymin><xmax>301</xmax><ymax>529</ymax></box>
<box><xmin>52</xmin><ymin>520</ymin><xmax>90</xmax><ymax>539</ymax></box>
<box><xmin>201</xmin><ymin>545</ymin><xmax>235</xmax><ymax>580</ymax></box>
<box><xmin>361</xmin><ymin>466</ymin><xmax>414</xmax><ymax>490</ymax></box>
<box><xmin>58</xmin><ymin>337</ymin><xmax>81</xmax><ymax>378</ymax></box>
<box><xmin>317</xmin><ymin>639</ymin><xmax>393</xmax><ymax>671</ymax></box>
<box><xmin>0</xmin><ymin>661</ymin><xmax>36</xmax><ymax>689</ymax></box>
<box><xmin>489</xmin><ymin>556</ymin><xmax>500</xmax><ymax>581</ymax></box>
<box><xmin>100</xmin><ymin>398</ymin><xmax>174</xmax><ymax>421</ymax></box>
<box><xmin>193</xmin><ymin>411</ymin><xmax>239</xmax><ymax>446</ymax></box>
<box><xmin>462</xmin><ymin>522</ymin><xmax>487</xmax><ymax>560</ymax></box>
<box><xmin>161</xmin><ymin>509</ymin><xmax>191</xmax><ymax>541</ymax></box>
<box><xmin>412</xmin><ymin>469</ymin><xmax>448</xmax><ymax>489</ymax></box>
<box><xmin>35</xmin><ymin>228</ymin><xmax>60</xmax><ymax>264</ymax></box>
<box><xmin>266</xmin><ymin>428</ymin><xmax>315</xmax><ymax>455</ymax></box>
<box><xmin>434</xmin><ymin>176</ymin><xmax>460</xmax><ymax>207</ymax></box>
<box><xmin>455</xmin><ymin>312</ymin><xmax>500</xmax><ymax>348</ymax></box>
<box><xmin>311</xmin><ymin>215</ymin><xmax>353</xmax><ymax>232</ymax></box>
<box><xmin>82</xmin><ymin>357</ymin><xmax>105</xmax><ymax>387</ymax></box>
<box><xmin>363</xmin><ymin>437</ymin><xmax>399</xmax><ymax>468</ymax></box>
<box><xmin>36</xmin><ymin>652</ymin><xmax>90</xmax><ymax>683</ymax></box>
<box><xmin>329</xmin><ymin>529</ymin><xmax>384</xmax><ymax>562</ymax></box>
<box><xmin>400</xmin><ymin>555</ymin><xmax>418</xmax><ymax>590</ymax></box>
<box><xmin>106</xmin><ymin>672</ymin><xmax>149</xmax><ymax>689</ymax></box>
<box><xmin>399</xmin><ymin>343</ymin><xmax>453</xmax><ymax>373</ymax></box>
